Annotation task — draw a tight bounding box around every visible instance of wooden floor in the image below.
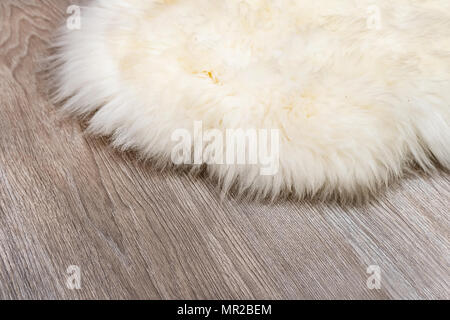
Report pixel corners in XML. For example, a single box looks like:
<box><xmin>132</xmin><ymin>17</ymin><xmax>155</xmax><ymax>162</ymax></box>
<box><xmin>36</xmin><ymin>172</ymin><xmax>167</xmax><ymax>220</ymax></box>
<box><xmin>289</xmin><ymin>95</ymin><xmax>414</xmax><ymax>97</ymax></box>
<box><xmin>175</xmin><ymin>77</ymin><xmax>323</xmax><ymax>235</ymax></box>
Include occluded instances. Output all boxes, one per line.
<box><xmin>0</xmin><ymin>0</ymin><xmax>448</xmax><ymax>300</ymax></box>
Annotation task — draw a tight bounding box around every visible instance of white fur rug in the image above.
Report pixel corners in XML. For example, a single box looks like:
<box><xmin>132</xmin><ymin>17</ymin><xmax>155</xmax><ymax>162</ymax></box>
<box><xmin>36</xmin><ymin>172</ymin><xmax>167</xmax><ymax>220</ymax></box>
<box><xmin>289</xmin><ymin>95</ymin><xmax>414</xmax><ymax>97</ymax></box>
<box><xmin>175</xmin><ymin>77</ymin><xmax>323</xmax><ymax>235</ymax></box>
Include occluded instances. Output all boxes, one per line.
<box><xmin>52</xmin><ymin>0</ymin><xmax>450</xmax><ymax>200</ymax></box>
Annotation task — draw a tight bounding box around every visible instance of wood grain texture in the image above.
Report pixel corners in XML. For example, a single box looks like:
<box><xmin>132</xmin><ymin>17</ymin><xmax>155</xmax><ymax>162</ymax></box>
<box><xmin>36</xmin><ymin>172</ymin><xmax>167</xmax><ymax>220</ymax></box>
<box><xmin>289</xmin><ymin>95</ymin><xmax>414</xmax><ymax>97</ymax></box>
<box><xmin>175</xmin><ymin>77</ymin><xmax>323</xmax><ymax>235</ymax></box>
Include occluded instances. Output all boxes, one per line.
<box><xmin>0</xmin><ymin>0</ymin><xmax>448</xmax><ymax>300</ymax></box>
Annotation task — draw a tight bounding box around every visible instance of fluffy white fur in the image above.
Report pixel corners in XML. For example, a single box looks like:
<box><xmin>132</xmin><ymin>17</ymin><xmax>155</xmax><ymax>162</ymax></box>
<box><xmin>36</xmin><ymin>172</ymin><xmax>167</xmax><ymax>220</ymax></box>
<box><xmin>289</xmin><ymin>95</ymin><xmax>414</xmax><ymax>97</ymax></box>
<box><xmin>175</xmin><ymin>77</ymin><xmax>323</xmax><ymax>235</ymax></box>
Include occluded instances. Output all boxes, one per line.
<box><xmin>52</xmin><ymin>0</ymin><xmax>450</xmax><ymax>200</ymax></box>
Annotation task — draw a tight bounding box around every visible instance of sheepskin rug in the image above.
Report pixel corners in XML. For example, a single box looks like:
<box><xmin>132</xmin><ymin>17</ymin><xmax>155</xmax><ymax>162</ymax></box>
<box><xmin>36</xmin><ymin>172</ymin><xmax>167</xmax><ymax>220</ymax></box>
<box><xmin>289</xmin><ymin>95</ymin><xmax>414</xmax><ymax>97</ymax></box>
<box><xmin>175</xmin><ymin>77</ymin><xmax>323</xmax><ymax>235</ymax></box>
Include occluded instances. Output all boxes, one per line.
<box><xmin>52</xmin><ymin>0</ymin><xmax>450</xmax><ymax>201</ymax></box>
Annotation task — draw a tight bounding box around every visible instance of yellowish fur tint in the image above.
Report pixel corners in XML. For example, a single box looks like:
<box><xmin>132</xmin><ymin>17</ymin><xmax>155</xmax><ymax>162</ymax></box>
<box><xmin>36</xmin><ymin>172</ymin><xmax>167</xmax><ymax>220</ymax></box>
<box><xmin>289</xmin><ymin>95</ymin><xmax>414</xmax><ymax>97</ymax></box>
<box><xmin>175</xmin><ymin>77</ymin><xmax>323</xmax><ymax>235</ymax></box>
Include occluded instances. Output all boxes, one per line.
<box><xmin>52</xmin><ymin>0</ymin><xmax>450</xmax><ymax>201</ymax></box>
